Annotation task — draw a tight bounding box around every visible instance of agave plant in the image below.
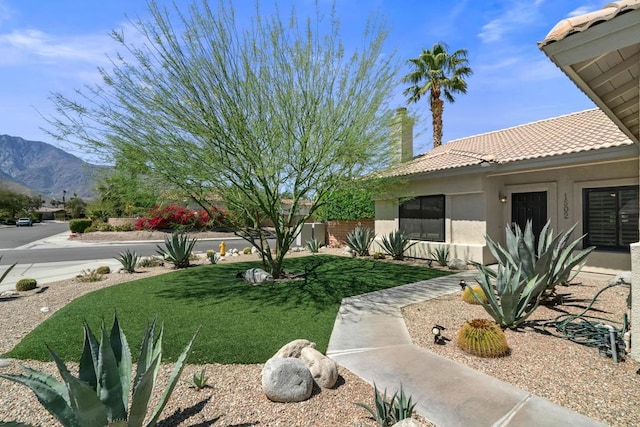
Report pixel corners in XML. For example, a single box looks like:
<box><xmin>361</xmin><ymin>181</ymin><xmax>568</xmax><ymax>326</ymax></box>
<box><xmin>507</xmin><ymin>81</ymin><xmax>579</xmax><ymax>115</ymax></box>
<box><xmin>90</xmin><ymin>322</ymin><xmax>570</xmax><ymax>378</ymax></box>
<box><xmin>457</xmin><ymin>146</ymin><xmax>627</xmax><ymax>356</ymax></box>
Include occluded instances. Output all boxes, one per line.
<box><xmin>379</xmin><ymin>231</ymin><xmax>418</xmax><ymax>260</ymax></box>
<box><xmin>484</xmin><ymin>220</ymin><xmax>594</xmax><ymax>301</ymax></box>
<box><xmin>0</xmin><ymin>314</ymin><xmax>198</xmax><ymax>427</ymax></box>
<box><xmin>0</xmin><ymin>255</ymin><xmax>17</xmax><ymax>284</ymax></box>
<box><xmin>156</xmin><ymin>233</ymin><xmax>198</xmax><ymax>269</ymax></box>
<box><xmin>345</xmin><ymin>226</ymin><xmax>375</xmax><ymax>257</ymax></box>
<box><xmin>429</xmin><ymin>246</ymin><xmax>450</xmax><ymax>267</ymax></box>
<box><xmin>117</xmin><ymin>249</ymin><xmax>140</xmax><ymax>273</ymax></box>
<box><xmin>355</xmin><ymin>383</ymin><xmax>417</xmax><ymax>427</ymax></box>
<box><xmin>468</xmin><ymin>263</ymin><xmax>549</xmax><ymax>329</ymax></box>
<box><xmin>306</xmin><ymin>238</ymin><xmax>321</xmax><ymax>254</ymax></box>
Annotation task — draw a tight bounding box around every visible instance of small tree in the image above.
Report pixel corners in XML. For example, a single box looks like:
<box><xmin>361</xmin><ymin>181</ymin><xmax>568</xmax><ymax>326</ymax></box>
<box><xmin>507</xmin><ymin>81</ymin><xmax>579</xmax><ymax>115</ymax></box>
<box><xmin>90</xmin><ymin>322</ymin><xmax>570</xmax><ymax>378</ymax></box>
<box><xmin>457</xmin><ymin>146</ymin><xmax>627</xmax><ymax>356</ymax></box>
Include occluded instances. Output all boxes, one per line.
<box><xmin>47</xmin><ymin>0</ymin><xmax>397</xmax><ymax>278</ymax></box>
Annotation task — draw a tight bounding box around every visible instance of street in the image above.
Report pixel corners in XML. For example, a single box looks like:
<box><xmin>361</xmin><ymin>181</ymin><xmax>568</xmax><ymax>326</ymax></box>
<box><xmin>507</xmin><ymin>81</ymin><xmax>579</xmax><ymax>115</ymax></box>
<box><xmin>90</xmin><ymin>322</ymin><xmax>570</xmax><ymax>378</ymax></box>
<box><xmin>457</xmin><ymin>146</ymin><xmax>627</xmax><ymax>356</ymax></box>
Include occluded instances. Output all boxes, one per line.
<box><xmin>0</xmin><ymin>221</ymin><xmax>68</xmax><ymax>249</ymax></box>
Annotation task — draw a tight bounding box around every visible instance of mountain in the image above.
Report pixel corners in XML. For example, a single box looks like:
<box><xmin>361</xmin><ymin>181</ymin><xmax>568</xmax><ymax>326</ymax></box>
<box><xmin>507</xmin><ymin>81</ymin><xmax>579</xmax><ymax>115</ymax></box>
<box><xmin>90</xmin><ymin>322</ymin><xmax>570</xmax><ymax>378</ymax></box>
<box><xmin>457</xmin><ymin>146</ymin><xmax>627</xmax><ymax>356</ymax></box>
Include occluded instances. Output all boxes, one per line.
<box><xmin>0</xmin><ymin>135</ymin><xmax>105</xmax><ymax>199</ymax></box>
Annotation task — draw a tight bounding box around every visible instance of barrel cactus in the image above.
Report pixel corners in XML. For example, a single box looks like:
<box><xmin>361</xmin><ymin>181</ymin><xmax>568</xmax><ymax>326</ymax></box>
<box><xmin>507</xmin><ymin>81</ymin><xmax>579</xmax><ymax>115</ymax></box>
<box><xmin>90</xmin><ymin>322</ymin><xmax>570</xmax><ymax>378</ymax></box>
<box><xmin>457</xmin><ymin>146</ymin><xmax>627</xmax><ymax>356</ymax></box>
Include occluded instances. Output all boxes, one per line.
<box><xmin>15</xmin><ymin>278</ymin><xmax>37</xmax><ymax>291</ymax></box>
<box><xmin>456</xmin><ymin>318</ymin><xmax>510</xmax><ymax>358</ymax></box>
<box><xmin>461</xmin><ymin>285</ymin><xmax>487</xmax><ymax>305</ymax></box>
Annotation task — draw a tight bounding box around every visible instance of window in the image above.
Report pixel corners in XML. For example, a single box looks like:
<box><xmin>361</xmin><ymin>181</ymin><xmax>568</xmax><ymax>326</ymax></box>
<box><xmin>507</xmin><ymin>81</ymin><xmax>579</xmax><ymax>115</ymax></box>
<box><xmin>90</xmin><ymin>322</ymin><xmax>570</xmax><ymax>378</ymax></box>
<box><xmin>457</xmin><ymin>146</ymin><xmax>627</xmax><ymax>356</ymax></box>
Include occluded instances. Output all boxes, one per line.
<box><xmin>399</xmin><ymin>195</ymin><xmax>445</xmax><ymax>241</ymax></box>
<box><xmin>583</xmin><ymin>186</ymin><xmax>638</xmax><ymax>251</ymax></box>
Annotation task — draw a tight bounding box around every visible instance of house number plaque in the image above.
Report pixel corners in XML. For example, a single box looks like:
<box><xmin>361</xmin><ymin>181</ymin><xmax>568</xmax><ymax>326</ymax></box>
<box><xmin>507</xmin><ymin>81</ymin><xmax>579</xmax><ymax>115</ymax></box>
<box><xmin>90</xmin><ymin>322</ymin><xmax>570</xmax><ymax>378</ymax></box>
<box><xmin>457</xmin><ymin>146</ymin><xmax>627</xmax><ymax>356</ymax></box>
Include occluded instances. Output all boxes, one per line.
<box><xmin>563</xmin><ymin>193</ymin><xmax>569</xmax><ymax>219</ymax></box>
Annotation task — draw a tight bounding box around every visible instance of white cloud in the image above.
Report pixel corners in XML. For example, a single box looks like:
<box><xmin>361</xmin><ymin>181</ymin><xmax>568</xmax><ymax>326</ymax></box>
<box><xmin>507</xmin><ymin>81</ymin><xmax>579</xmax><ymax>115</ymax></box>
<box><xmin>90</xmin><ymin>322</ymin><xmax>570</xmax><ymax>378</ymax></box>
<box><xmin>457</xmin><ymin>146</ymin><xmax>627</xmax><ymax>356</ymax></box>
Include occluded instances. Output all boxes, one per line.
<box><xmin>0</xmin><ymin>0</ymin><xmax>13</xmax><ymax>27</ymax></box>
<box><xmin>568</xmin><ymin>5</ymin><xmax>595</xmax><ymax>17</ymax></box>
<box><xmin>478</xmin><ymin>1</ymin><xmax>544</xmax><ymax>44</ymax></box>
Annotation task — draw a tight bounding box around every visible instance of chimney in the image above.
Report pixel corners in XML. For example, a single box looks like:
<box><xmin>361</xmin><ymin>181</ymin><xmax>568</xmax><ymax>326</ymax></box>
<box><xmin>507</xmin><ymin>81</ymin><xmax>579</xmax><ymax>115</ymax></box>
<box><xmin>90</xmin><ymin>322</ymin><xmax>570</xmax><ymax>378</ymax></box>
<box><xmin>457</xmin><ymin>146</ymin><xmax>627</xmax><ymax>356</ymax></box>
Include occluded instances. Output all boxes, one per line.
<box><xmin>390</xmin><ymin>107</ymin><xmax>414</xmax><ymax>164</ymax></box>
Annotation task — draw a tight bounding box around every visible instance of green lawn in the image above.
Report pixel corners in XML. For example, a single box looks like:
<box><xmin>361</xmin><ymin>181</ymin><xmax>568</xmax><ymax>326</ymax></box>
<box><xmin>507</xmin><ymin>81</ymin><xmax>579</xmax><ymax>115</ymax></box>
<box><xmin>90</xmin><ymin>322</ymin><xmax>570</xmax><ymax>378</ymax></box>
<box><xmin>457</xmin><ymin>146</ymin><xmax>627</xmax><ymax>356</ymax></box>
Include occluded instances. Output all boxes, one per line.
<box><xmin>5</xmin><ymin>255</ymin><xmax>450</xmax><ymax>364</ymax></box>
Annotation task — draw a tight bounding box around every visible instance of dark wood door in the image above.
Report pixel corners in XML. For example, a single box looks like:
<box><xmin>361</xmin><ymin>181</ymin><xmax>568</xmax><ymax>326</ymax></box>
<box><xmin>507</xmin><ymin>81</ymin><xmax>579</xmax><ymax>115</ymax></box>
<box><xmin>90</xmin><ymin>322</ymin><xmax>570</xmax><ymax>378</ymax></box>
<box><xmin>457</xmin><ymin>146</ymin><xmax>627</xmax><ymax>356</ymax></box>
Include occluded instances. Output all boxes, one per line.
<box><xmin>511</xmin><ymin>191</ymin><xmax>547</xmax><ymax>237</ymax></box>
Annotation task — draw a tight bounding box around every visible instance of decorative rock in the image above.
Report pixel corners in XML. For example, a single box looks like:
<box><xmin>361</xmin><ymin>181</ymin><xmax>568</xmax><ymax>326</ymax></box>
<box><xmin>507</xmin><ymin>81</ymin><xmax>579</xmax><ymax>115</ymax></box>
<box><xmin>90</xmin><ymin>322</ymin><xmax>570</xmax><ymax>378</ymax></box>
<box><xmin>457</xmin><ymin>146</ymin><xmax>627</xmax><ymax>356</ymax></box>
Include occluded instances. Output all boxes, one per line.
<box><xmin>0</xmin><ymin>291</ymin><xmax>19</xmax><ymax>298</ymax></box>
<box><xmin>238</xmin><ymin>268</ymin><xmax>273</xmax><ymax>285</ymax></box>
<box><xmin>393</xmin><ymin>418</ymin><xmax>422</xmax><ymax>427</ymax></box>
<box><xmin>251</xmin><ymin>246</ymin><xmax>258</xmax><ymax>254</ymax></box>
<box><xmin>300</xmin><ymin>346</ymin><xmax>338</xmax><ymax>388</ymax></box>
<box><xmin>0</xmin><ymin>359</ymin><xmax>12</xmax><ymax>368</ymax></box>
<box><xmin>447</xmin><ymin>258</ymin><xmax>468</xmax><ymax>270</ymax></box>
<box><xmin>40</xmin><ymin>307</ymin><xmax>50</xmax><ymax>313</ymax></box>
<box><xmin>232</xmin><ymin>252</ymin><xmax>239</xmax><ymax>257</ymax></box>
<box><xmin>274</xmin><ymin>339</ymin><xmax>316</xmax><ymax>358</ymax></box>
<box><xmin>262</xmin><ymin>357</ymin><xmax>313</xmax><ymax>402</ymax></box>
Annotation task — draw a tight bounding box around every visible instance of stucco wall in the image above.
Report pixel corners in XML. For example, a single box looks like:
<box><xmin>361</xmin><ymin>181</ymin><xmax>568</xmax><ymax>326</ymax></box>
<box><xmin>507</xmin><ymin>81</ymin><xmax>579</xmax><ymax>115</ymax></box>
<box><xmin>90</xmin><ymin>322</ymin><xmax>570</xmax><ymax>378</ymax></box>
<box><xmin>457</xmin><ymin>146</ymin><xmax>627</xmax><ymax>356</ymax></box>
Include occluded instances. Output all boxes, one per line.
<box><xmin>376</xmin><ymin>156</ymin><xmax>638</xmax><ymax>270</ymax></box>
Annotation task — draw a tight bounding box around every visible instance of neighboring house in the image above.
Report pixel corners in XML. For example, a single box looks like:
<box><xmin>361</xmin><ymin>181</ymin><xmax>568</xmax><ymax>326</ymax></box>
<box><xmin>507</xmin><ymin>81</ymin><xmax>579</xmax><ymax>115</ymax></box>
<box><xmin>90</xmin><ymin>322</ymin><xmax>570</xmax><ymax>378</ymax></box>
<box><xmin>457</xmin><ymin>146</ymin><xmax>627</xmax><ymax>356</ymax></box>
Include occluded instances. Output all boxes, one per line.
<box><xmin>376</xmin><ymin>108</ymin><xmax>637</xmax><ymax>272</ymax></box>
<box><xmin>537</xmin><ymin>0</ymin><xmax>639</xmax><ymax>359</ymax></box>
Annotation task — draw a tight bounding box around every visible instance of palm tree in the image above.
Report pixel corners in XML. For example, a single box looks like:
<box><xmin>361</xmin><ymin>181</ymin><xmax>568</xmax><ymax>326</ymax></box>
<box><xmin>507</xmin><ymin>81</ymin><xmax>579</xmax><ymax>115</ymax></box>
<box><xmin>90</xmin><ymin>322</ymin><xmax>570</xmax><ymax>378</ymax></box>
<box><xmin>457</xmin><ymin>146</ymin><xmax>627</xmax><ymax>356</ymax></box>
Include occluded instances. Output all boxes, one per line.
<box><xmin>402</xmin><ymin>43</ymin><xmax>472</xmax><ymax>147</ymax></box>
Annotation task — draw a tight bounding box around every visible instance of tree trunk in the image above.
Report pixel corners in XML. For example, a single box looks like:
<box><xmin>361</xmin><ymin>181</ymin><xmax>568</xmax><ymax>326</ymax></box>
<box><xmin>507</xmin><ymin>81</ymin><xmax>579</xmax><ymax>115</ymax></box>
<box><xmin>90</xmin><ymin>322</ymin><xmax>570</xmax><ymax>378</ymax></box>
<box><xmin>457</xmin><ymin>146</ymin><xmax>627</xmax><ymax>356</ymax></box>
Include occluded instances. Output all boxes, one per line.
<box><xmin>431</xmin><ymin>97</ymin><xmax>444</xmax><ymax>147</ymax></box>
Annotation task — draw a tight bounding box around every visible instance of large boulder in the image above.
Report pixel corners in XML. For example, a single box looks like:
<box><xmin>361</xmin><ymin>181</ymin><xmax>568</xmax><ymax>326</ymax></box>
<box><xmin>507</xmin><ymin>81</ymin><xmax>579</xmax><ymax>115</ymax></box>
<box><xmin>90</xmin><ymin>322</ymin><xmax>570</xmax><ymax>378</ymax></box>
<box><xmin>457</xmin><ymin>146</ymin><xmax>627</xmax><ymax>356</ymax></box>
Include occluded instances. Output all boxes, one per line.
<box><xmin>300</xmin><ymin>346</ymin><xmax>338</xmax><ymax>389</ymax></box>
<box><xmin>274</xmin><ymin>339</ymin><xmax>316</xmax><ymax>358</ymax></box>
<box><xmin>447</xmin><ymin>258</ymin><xmax>468</xmax><ymax>270</ymax></box>
<box><xmin>262</xmin><ymin>357</ymin><xmax>314</xmax><ymax>402</ymax></box>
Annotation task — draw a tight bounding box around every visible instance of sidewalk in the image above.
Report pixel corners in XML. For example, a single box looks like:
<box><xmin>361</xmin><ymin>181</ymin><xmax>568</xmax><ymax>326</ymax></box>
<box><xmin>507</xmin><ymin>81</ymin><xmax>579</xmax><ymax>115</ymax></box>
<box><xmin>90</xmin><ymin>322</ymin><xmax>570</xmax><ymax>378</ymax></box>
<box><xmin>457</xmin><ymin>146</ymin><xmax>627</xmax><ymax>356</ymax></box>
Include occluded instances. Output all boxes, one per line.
<box><xmin>327</xmin><ymin>272</ymin><xmax>605</xmax><ymax>427</ymax></box>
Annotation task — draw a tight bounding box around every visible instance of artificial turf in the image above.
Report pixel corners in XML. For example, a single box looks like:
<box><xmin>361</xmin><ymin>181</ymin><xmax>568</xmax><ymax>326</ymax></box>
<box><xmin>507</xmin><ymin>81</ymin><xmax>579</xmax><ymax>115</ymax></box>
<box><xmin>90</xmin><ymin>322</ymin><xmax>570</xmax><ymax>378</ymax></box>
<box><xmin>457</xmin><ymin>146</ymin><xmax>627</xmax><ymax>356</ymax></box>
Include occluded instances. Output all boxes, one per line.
<box><xmin>4</xmin><ymin>255</ymin><xmax>450</xmax><ymax>364</ymax></box>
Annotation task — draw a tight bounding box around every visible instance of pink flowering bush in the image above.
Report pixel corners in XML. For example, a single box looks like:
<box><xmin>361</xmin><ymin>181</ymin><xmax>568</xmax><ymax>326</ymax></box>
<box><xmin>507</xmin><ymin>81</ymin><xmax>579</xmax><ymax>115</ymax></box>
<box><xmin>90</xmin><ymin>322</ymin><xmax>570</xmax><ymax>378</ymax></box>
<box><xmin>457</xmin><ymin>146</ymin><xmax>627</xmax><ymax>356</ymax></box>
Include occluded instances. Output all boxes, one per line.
<box><xmin>134</xmin><ymin>204</ymin><xmax>229</xmax><ymax>231</ymax></box>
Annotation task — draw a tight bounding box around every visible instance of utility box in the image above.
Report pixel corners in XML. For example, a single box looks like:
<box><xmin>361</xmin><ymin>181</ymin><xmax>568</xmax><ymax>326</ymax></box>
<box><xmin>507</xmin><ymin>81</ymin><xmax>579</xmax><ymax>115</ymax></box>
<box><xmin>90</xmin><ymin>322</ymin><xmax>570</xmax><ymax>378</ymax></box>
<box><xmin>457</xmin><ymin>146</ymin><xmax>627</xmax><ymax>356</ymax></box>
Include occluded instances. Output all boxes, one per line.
<box><xmin>295</xmin><ymin>222</ymin><xmax>326</xmax><ymax>247</ymax></box>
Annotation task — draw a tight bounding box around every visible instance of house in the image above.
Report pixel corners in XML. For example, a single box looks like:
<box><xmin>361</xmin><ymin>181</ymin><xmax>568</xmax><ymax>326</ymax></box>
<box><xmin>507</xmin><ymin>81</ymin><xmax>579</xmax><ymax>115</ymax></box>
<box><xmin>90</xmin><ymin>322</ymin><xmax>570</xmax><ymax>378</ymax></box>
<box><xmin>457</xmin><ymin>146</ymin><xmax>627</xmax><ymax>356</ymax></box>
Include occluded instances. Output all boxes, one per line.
<box><xmin>537</xmin><ymin>0</ymin><xmax>639</xmax><ymax>359</ymax></box>
<box><xmin>375</xmin><ymin>107</ymin><xmax>637</xmax><ymax>273</ymax></box>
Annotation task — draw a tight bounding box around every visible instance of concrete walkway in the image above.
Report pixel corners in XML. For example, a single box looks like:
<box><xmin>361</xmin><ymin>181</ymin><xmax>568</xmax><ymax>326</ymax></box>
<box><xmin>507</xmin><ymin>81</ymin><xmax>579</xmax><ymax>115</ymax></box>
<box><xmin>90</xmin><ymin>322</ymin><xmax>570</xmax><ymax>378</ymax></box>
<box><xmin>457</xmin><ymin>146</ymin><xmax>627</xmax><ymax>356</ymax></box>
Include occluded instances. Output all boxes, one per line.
<box><xmin>327</xmin><ymin>272</ymin><xmax>605</xmax><ymax>427</ymax></box>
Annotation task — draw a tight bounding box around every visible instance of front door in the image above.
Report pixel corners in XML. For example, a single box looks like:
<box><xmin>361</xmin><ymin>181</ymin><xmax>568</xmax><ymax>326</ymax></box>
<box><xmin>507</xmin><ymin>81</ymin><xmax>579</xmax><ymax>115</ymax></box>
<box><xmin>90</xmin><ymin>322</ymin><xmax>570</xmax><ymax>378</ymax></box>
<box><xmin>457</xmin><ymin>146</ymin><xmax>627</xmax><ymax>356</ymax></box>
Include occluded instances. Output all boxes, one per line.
<box><xmin>511</xmin><ymin>191</ymin><xmax>547</xmax><ymax>238</ymax></box>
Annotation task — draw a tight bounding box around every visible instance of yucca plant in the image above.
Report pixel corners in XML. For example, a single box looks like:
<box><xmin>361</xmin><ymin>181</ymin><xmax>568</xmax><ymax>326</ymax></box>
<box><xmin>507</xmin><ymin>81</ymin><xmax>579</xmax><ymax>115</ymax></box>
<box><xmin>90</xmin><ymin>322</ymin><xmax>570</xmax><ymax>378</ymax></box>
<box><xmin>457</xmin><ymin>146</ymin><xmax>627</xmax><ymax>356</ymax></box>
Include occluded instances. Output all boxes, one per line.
<box><xmin>156</xmin><ymin>233</ymin><xmax>198</xmax><ymax>269</ymax></box>
<box><xmin>355</xmin><ymin>383</ymin><xmax>417</xmax><ymax>427</ymax></box>
<box><xmin>429</xmin><ymin>246</ymin><xmax>450</xmax><ymax>266</ymax></box>
<box><xmin>117</xmin><ymin>249</ymin><xmax>140</xmax><ymax>273</ymax></box>
<box><xmin>379</xmin><ymin>231</ymin><xmax>418</xmax><ymax>260</ymax></box>
<box><xmin>0</xmin><ymin>314</ymin><xmax>198</xmax><ymax>427</ymax></box>
<box><xmin>206</xmin><ymin>250</ymin><xmax>220</xmax><ymax>264</ymax></box>
<box><xmin>189</xmin><ymin>368</ymin><xmax>209</xmax><ymax>390</ymax></box>
<box><xmin>467</xmin><ymin>263</ymin><xmax>548</xmax><ymax>329</ymax></box>
<box><xmin>484</xmin><ymin>220</ymin><xmax>594</xmax><ymax>302</ymax></box>
<box><xmin>306</xmin><ymin>238</ymin><xmax>321</xmax><ymax>254</ymax></box>
<box><xmin>345</xmin><ymin>226</ymin><xmax>375</xmax><ymax>257</ymax></box>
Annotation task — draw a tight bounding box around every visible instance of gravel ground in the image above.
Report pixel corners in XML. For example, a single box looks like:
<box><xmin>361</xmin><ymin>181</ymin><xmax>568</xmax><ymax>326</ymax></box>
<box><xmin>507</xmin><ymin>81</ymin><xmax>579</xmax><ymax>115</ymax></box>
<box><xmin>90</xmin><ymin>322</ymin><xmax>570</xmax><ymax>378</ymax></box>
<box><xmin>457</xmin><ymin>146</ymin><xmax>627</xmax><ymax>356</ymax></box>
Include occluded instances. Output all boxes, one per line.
<box><xmin>403</xmin><ymin>275</ymin><xmax>640</xmax><ymax>427</ymax></box>
<box><xmin>0</xmin><ymin>240</ymin><xmax>430</xmax><ymax>426</ymax></box>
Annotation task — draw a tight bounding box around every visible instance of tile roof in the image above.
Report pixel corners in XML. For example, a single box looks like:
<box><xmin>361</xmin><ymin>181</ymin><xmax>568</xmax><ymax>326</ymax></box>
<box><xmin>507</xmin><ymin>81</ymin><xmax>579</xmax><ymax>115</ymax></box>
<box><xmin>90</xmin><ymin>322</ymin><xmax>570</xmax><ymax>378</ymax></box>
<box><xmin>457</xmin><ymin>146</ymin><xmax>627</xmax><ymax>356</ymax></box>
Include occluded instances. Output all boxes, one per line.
<box><xmin>381</xmin><ymin>109</ymin><xmax>634</xmax><ymax>178</ymax></box>
<box><xmin>538</xmin><ymin>0</ymin><xmax>640</xmax><ymax>47</ymax></box>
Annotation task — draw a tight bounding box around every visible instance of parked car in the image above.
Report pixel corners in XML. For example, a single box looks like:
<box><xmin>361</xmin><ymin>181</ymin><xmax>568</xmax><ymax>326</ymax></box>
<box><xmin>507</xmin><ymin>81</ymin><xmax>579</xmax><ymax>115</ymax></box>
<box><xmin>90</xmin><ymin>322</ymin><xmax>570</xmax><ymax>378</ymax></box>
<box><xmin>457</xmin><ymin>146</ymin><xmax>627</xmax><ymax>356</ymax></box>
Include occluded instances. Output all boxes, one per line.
<box><xmin>16</xmin><ymin>218</ymin><xmax>33</xmax><ymax>227</ymax></box>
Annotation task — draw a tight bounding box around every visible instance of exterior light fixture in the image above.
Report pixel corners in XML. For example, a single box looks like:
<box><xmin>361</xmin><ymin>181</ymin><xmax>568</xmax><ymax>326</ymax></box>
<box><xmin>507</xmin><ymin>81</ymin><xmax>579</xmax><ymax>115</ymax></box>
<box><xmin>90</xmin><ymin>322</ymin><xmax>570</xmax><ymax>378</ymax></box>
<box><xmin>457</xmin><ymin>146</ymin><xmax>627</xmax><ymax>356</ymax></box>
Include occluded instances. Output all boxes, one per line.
<box><xmin>499</xmin><ymin>193</ymin><xmax>507</xmax><ymax>203</ymax></box>
<box><xmin>432</xmin><ymin>324</ymin><xmax>446</xmax><ymax>344</ymax></box>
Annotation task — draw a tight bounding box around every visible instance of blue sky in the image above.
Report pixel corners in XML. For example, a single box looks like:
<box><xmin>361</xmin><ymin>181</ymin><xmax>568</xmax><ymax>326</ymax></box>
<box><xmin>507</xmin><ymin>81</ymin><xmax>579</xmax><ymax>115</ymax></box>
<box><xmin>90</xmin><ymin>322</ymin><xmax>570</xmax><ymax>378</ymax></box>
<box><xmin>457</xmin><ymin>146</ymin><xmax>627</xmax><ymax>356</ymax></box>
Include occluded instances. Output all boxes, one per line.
<box><xmin>0</xmin><ymin>0</ymin><xmax>602</xmax><ymax>160</ymax></box>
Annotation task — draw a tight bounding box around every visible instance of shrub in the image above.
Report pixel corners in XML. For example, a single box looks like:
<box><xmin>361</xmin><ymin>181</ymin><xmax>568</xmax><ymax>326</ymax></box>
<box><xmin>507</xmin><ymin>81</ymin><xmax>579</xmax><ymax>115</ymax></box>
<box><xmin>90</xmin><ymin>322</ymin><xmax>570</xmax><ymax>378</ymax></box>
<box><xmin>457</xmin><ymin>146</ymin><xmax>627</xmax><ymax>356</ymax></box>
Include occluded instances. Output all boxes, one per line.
<box><xmin>429</xmin><ymin>246</ymin><xmax>449</xmax><ymax>266</ymax></box>
<box><xmin>94</xmin><ymin>221</ymin><xmax>114</xmax><ymax>232</ymax></box>
<box><xmin>76</xmin><ymin>269</ymin><xmax>104</xmax><ymax>283</ymax></box>
<box><xmin>113</xmin><ymin>222</ymin><xmax>134</xmax><ymax>232</ymax></box>
<box><xmin>379</xmin><ymin>230</ymin><xmax>418</xmax><ymax>260</ymax></box>
<box><xmin>15</xmin><ymin>278</ymin><xmax>37</xmax><ymax>291</ymax></box>
<box><xmin>96</xmin><ymin>265</ymin><xmax>111</xmax><ymax>274</ymax></box>
<box><xmin>314</xmin><ymin>185</ymin><xmax>375</xmax><ymax>221</ymax></box>
<box><xmin>345</xmin><ymin>226</ymin><xmax>375</xmax><ymax>257</ymax></box>
<box><xmin>137</xmin><ymin>256</ymin><xmax>164</xmax><ymax>268</ymax></box>
<box><xmin>461</xmin><ymin>285</ymin><xmax>487</xmax><ymax>305</ymax></box>
<box><xmin>68</xmin><ymin>218</ymin><xmax>93</xmax><ymax>233</ymax></box>
<box><xmin>117</xmin><ymin>249</ymin><xmax>140</xmax><ymax>273</ymax></box>
<box><xmin>484</xmin><ymin>220</ymin><xmax>595</xmax><ymax>302</ymax></box>
<box><xmin>156</xmin><ymin>233</ymin><xmax>198</xmax><ymax>268</ymax></box>
<box><xmin>0</xmin><ymin>314</ymin><xmax>198</xmax><ymax>427</ymax></box>
<box><xmin>456</xmin><ymin>318</ymin><xmax>510</xmax><ymax>358</ymax></box>
<box><xmin>134</xmin><ymin>204</ymin><xmax>229</xmax><ymax>231</ymax></box>
<box><xmin>243</xmin><ymin>247</ymin><xmax>252</xmax><ymax>255</ymax></box>
<box><xmin>355</xmin><ymin>383</ymin><xmax>417</xmax><ymax>426</ymax></box>
<box><xmin>372</xmin><ymin>252</ymin><xmax>386</xmax><ymax>260</ymax></box>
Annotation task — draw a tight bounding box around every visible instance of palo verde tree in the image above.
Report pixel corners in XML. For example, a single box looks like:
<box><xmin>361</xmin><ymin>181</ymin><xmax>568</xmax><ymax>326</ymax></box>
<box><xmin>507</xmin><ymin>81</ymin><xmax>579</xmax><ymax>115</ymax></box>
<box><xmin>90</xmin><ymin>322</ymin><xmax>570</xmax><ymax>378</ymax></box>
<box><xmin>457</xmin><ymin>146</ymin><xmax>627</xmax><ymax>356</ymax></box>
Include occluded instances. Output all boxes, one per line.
<box><xmin>47</xmin><ymin>0</ymin><xmax>397</xmax><ymax>278</ymax></box>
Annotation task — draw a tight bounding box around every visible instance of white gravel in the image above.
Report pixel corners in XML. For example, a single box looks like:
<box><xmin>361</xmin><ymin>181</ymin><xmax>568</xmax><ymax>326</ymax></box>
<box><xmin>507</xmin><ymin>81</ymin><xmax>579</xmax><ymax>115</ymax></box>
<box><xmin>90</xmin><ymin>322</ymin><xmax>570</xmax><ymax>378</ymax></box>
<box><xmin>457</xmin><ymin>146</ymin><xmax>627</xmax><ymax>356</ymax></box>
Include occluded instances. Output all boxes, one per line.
<box><xmin>403</xmin><ymin>274</ymin><xmax>640</xmax><ymax>427</ymax></box>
